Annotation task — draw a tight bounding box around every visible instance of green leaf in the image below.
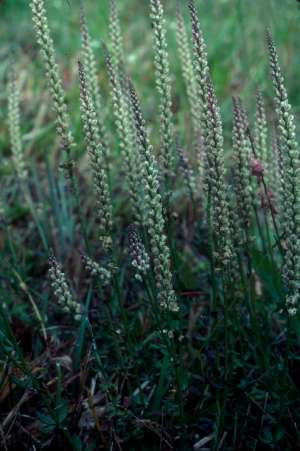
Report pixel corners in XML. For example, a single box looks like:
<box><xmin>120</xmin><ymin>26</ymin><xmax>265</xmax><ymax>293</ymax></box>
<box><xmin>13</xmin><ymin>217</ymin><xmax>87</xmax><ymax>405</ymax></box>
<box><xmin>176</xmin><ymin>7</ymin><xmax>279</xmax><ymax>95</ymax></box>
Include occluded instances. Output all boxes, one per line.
<box><xmin>36</xmin><ymin>411</ymin><xmax>56</xmax><ymax>427</ymax></box>
<box><xmin>151</xmin><ymin>353</ymin><xmax>170</xmax><ymax>411</ymax></box>
<box><xmin>56</xmin><ymin>399</ymin><xmax>68</xmax><ymax>424</ymax></box>
<box><xmin>251</xmin><ymin>248</ymin><xmax>284</xmax><ymax>302</ymax></box>
<box><xmin>68</xmin><ymin>436</ymin><xmax>83</xmax><ymax>451</ymax></box>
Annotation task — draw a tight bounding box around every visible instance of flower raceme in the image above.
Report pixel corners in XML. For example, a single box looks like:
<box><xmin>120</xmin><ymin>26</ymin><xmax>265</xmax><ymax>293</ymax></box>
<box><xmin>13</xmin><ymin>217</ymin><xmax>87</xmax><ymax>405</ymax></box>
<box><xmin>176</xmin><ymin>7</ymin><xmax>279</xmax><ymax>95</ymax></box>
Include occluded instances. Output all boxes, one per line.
<box><xmin>128</xmin><ymin>81</ymin><xmax>179</xmax><ymax>313</ymax></box>
<box><xmin>78</xmin><ymin>60</ymin><xmax>113</xmax><ymax>250</ymax></box>
<box><xmin>150</xmin><ymin>0</ymin><xmax>174</xmax><ymax>180</ymax></box>
<box><xmin>7</xmin><ymin>67</ymin><xmax>27</xmax><ymax>182</ymax></box>
<box><xmin>80</xmin><ymin>3</ymin><xmax>109</xmax><ymax>166</ymax></box>
<box><xmin>127</xmin><ymin>225</ymin><xmax>150</xmax><ymax>282</ymax></box>
<box><xmin>30</xmin><ymin>0</ymin><xmax>74</xmax><ymax>176</ymax></box>
<box><xmin>267</xmin><ymin>30</ymin><xmax>300</xmax><ymax>316</ymax></box>
<box><xmin>48</xmin><ymin>254</ymin><xmax>82</xmax><ymax>321</ymax></box>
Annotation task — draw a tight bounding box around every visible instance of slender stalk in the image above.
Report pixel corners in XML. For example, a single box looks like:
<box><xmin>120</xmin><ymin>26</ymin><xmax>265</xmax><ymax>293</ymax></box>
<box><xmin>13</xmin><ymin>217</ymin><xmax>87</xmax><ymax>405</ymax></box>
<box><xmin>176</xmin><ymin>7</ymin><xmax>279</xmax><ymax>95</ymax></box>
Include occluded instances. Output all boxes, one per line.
<box><xmin>22</xmin><ymin>183</ymin><xmax>49</xmax><ymax>252</ymax></box>
<box><xmin>220</xmin><ymin>273</ymin><xmax>229</xmax><ymax>383</ymax></box>
<box><xmin>247</xmin><ymin>128</ymin><xmax>283</xmax><ymax>256</ymax></box>
<box><xmin>244</xmin><ymin>229</ymin><xmax>267</xmax><ymax>369</ymax></box>
<box><xmin>112</xmin><ymin>275</ymin><xmax>146</xmax><ymax>407</ymax></box>
<box><xmin>143</xmin><ymin>276</ymin><xmax>184</xmax><ymax>421</ymax></box>
<box><xmin>252</xmin><ymin>203</ymin><xmax>267</xmax><ymax>256</ymax></box>
<box><xmin>207</xmin><ymin>188</ymin><xmax>217</xmax><ymax>310</ymax></box>
<box><xmin>96</xmin><ymin>282</ymin><xmax>123</xmax><ymax>362</ymax></box>
<box><xmin>85</xmin><ymin>319</ymin><xmax>114</xmax><ymax>404</ymax></box>
<box><xmin>281</xmin><ymin>316</ymin><xmax>291</xmax><ymax>412</ymax></box>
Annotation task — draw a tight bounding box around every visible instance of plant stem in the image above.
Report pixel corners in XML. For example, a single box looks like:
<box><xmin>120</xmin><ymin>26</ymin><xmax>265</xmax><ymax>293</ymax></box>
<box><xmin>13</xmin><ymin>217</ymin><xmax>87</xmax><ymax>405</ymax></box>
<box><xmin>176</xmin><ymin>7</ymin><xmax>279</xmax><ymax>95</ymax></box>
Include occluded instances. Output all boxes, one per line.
<box><xmin>247</xmin><ymin>127</ymin><xmax>283</xmax><ymax>256</ymax></box>
<box><xmin>112</xmin><ymin>274</ymin><xmax>146</xmax><ymax>408</ymax></box>
<box><xmin>207</xmin><ymin>187</ymin><xmax>217</xmax><ymax>310</ymax></box>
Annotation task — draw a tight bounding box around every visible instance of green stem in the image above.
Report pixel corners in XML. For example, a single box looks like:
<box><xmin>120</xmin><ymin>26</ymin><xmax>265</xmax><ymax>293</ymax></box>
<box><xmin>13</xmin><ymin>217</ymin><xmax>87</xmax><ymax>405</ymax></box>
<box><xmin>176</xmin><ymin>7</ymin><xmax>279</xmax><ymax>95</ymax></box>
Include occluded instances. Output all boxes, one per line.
<box><xmin>221</xmin><ymin>272</ymin><xmax>229</xmax><ymax>383</ymax></box>
<box><xmin>245</xmin><ymin>230</ymin><xmax>267</xmax><ymax>369</ymax></box>
<box><xmin>143</xmin><ymin>276</ymin><xmax>184</xmax><ymax>422</ymax></box>
<box><xmin>85</xmin><ymin>319</ymin><xmax>114</xmax><ymax>404</ymax></box>
<box><xmin>112</xmin><ymin>275</ymin><xmax>146</xmax><ymax>408</ymax></box>
<box><xmin>281</xmin><ymin>315</ymin><xmax>291</xmax><ymax>413</ymax></box>
<box><xmin>263</xmin><ymin>212</ymin><xmax>275</xmax><ymax>265</ymax></box>
<box><xmin>247</xmin><ymin>128</ymin><xmax>283</xmax><ymax>257</ymax></box>
<box><xmin>71</xmin><ymin>175</ymin><xmax>91</xmax><ymax>254</ymax></box>
<box><xmin>207</xmin><ymin>188</ymin><xmax>217</xmax><ymax>310</ymax></box>
<box><xmin>23</xmin><ymin>183</ymin><xmax>49</xmax><ymax>252</ymax></box>
<box><xmin>253</xmin><ymin>204</ymin><xmax>268</xmax><ymax>255</ymax></box>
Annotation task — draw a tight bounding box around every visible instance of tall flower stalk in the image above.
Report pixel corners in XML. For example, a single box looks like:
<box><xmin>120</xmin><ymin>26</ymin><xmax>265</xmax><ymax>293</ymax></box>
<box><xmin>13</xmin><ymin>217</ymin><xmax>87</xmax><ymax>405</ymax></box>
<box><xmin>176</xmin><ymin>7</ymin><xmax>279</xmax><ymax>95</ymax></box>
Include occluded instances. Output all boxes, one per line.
<box><xmin>78</xmin><ymin>61</ymin><xmax>113</xmax><ymax>251</ymax></box>
<box><xmin>150</xmin><ymin>0</ymin><xmax>174</xmax><ymax>180</ymax></box>
<box><xmin>176</xmin><ymin>1</ymin><xmax>201</xmax><ymax>138</ymax></box>
<box><xmin>109</xmin><ymin>0</ymin><xmax>125</xmax><ymax>70</ymax></box>
<box><xmin>7</xmin><ymin>67</ymin><xmax>27</xmax><ymax>182</ymax></box>
<box><xmin>267</xmin><ymin>31</ymin><xmax>300</xmax><ymax>316</ymax></box>
<box><xmin>254</xmin><ymin>89</ymin><xmax>269</xmax><ymax>181</ymax></box>
<box><xmin>7</xmin><ymin>65</ymin><xmax>51</xmax><ymax>251</ymax></box>
<box><xmin>104</xmin><ymin>46</ymin><xmax>143</xmax><ymax>224</ymax></box>
<box><xmin>205</xmin><ymin>78</ymin><xmax>232</xmax><ymax>269</ymax></box>
<box><xmin>188</xmin><ymin>0</ymin><xmax>232</xmax><ymax>270</ymax></box>
<box><xmin>176</xmin><ymin>140</ymin><xmax>196</xmax><ymax>204</ymax></box>
<box><xmin>270</xmin><ymin>127</ymin><xmax>282</xmax><ymax>214</ymax></box>
<box><xmin>232</xmin><ymin>97</ymin><xmax>253</xmax><ymax>235</ymax></box>
<box><xmin>80</xmin><ymin>4</ymin><xmax>109</xmax><ymax>165</ymax></box>
<box><xmin>188</xmin><ymin>0</ymin><xmax>209</xmax><ymax>134</ymax></box>
<box><xmin>128</xmin><ymin>81</ymin><xmax>178</xmax><ymax>313</ymax></box>
<box><xmin>30</xmin><ymin>0</ymin><xmax>74</xmax><ymax>175</ymax></box>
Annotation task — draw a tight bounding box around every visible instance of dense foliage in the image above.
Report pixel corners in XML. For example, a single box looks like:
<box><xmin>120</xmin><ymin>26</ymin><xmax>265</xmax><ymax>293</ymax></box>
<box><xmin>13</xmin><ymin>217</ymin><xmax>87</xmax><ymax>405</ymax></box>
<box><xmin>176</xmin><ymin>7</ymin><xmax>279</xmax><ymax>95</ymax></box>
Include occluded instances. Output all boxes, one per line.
<box><xmin>1</xmin><ymin>0</ymin><xmax>300</xmax><ymax>450</ymax></box>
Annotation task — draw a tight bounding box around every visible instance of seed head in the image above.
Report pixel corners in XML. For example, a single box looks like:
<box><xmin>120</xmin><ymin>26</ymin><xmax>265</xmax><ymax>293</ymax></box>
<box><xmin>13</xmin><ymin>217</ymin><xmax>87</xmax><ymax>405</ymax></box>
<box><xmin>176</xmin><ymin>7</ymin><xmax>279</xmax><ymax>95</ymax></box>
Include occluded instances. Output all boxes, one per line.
<box><xmin>78</xmin><ymin>60</ymin><xmax>113</xmax><ymax>250</ymax></box>
<box><xmin>127</xmin><ymin>225</ymin><xmax>150</xmax><ymax>282</ymax></box>
<box><xmin>48</xmin><ymin>253</ymin><xmax>81</xmax><ymax>321</ymax></box>
<box><xmin>7</xmin><ymin>67</ymin><xmax>27</xmax><ymax>181</ymax></box>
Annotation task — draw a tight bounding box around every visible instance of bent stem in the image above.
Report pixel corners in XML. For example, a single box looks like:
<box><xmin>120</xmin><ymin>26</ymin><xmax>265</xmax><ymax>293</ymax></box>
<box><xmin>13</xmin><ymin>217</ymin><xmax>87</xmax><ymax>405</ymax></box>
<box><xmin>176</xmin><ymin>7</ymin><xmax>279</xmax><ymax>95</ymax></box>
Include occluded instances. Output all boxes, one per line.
<box><xmin>247</xmin><ymin>127</ymin><xmax>283</xmax><ymax>257</ymax></box>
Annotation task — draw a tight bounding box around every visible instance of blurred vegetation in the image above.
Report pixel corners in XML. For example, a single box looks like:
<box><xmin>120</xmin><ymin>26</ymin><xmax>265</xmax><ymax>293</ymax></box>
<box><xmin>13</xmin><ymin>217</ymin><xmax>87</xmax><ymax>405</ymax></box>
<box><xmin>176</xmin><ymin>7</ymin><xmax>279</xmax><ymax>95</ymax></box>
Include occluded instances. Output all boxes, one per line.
<box><xmin>1</xmin><ymin>0</ymin><xmax>300</xmax><ymax>157</ymax></box>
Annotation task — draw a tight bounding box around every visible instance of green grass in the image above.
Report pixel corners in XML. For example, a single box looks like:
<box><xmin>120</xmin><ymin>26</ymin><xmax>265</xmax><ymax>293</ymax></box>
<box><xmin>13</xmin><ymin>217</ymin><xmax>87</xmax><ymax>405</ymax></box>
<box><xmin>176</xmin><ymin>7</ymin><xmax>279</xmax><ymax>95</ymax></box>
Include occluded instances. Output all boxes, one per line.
<box><xmin>1</xmin><ymin>0</ymin><xmax>300</xmax><ymax>450</ymax></box>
